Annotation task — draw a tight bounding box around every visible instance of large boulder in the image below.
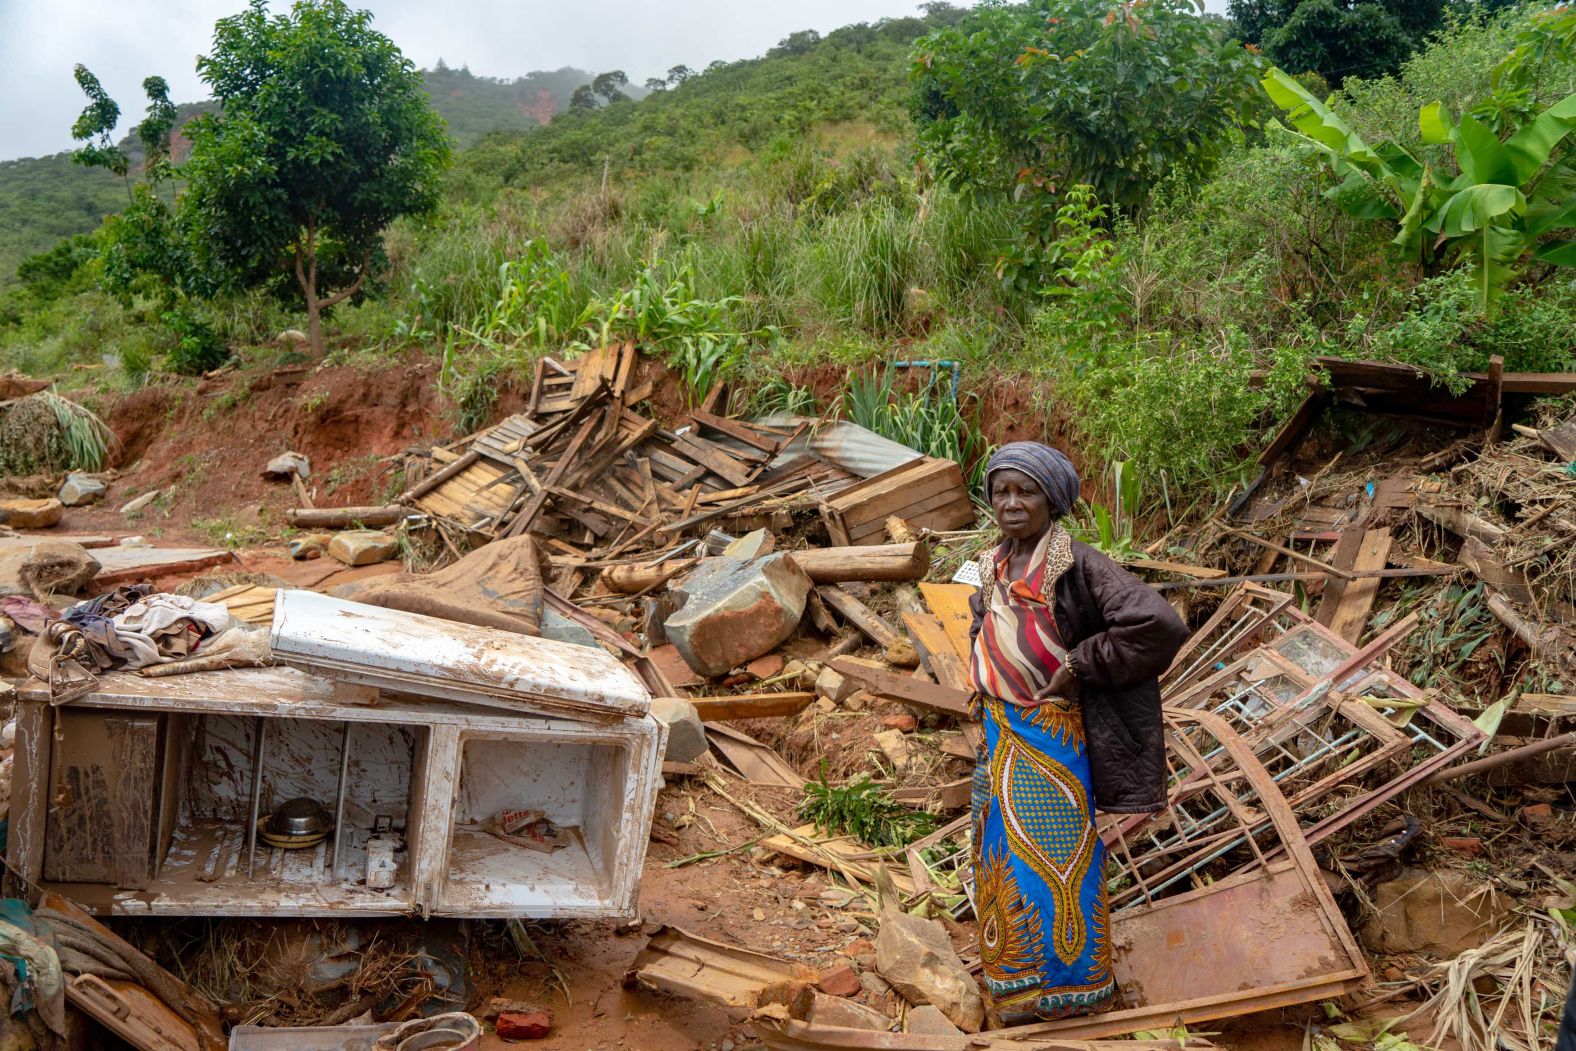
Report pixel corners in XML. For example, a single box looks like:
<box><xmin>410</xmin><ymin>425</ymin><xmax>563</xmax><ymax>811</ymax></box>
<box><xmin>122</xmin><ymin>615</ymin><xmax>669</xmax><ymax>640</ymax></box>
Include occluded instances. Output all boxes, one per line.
<box><xmin>663</xmin><ymin>553</ymin><xmax>811</xmax><ymax>677</ymax></box>
<box><xmin>0</xmin><ymin>540</ymin><xmax>99</xmax><ymax>598</ymax></box>
<box><xmin>874</xmin><ymin>910</ymin><xmax>984</xmax><ymax>1033</ymax></box>
<box><xmin>57</xmin><ymin>474</ymin><xmax>107</xmax><ymax>507</ymax></box>
<box><xmin>0</xmin><ymin>498</ymin><xmax>63</xmax><ymax>529</ymax></box>
<box><xmin>649</xmin><ymin>696</ymin><xmax>707</xmax><ymax>763</ymax></box>
<box><xmin>1360</xmin><ymin>869</ymin><xmax>1511</xmax><ymax>956</ymax></box>
<box><xmin>327</xmin><ymin>530</ymin><xmax>399</xmax><ymax>567</ymax></box>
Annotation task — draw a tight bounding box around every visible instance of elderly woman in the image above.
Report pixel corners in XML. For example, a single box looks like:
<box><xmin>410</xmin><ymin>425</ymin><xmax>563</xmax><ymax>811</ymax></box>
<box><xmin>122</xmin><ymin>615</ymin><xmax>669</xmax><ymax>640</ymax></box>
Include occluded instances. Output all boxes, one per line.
<box><xmin>967</xmin><ymin>442</ymin><xmax>1187</xmax><ymax>1023</ymax></box>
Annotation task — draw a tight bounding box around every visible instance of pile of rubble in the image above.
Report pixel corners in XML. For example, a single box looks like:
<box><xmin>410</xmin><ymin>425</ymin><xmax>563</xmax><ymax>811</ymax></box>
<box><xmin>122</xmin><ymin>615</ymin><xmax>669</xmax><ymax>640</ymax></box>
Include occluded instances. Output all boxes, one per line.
<box><xmin>1</xmin><ymin>342</ymin><xmax>1574</xmax><ymax>1049</ymax></box>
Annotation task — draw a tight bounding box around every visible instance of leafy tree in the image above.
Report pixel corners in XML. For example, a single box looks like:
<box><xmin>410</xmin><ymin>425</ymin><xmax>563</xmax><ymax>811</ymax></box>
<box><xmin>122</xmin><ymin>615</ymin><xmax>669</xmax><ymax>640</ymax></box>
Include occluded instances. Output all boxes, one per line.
<box><xmin>666</xmin><ymin>64</ymin><xmax>695</xmax><ymax>85</ymax></box>
<box><xmin>771</xmin><ymin>30</ymin><xmax>823</xmax><ymax>57</ymax></box>
<box><xmin>1229</xmin><ymin>0</ymin><xmax>1440</xmax><ymax>83</ymax></box>
<box><xmin>911</xmin><ymin>0</ymin><xmax>1264</xmax><ymax>286</ymax></box>
<box><xmin>644</xmin><ymin>77</ymin><xmax>668</xmax><ymax>92</ymax></box>
<box><xmin>135</xmin><ymin>76</ymin><xmax>180</xmax><ymax>197</ymax></box>
<box><xmin>181</xmin><ymin>0</ymin><xmax>450</xmax><ymax>354</ymax></box>
<box><xmin>69</xmin><ymin>65</ymin><xmax>130</xmax><ymax>194</ymax></box>
<box><xmin>592</xmin><ymin>70</ymin><xmax>630</xmax><ymax>104</ymax></box>
<box><xmin>570</xmin><ymin>84</ymin><xmax>599</xmax><ymax>110</ymax></box>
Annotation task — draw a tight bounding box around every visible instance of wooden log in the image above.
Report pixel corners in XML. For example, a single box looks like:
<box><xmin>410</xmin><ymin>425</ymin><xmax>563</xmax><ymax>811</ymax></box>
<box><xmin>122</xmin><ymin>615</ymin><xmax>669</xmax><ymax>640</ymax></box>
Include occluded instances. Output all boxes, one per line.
<box><xmin>817</xmin><ymin>586</ymin><xmax>901</xmax><ymax>650</ymax></box>
<box><xmin>787</xmin><ymin>543</ymin><xmax>930</xmax><ymax>584</ymax></box>
<box><xmin>1415</xmin><ymin>502</ymin><xmax>1508</xmax><ymax>545</ymax></box>
<box><xmin>689</xmin><ymin>692</ymin><xmax>815</xmax><ymax>722</ymax></box>
<box><xmin>1421</xmin><ymin>731</ymin><xmax>1576</xmax><ymax>786</ymax></box>
<box><xmin>1486</xmin><ymin>590</ymin><xmax>1570</xmax><ymax>659</ymax></box>
<box><xmin>285</xmin><ymin>505</ymin><xmax>408</xmax><ymax>529</ymax></box>
<box><xmin>602</xmin><ymin>559</ymin><xmax>699</xmax><ymax>593</ymax></box>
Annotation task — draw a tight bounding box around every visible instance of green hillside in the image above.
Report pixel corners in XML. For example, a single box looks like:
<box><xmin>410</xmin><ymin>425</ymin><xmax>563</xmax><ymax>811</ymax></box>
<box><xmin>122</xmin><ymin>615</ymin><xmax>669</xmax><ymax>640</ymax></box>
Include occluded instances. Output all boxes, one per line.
<box><xmin>0</xmin><ymin>66</ymin><xmax>592</xmax><ymax>288</ymax></box>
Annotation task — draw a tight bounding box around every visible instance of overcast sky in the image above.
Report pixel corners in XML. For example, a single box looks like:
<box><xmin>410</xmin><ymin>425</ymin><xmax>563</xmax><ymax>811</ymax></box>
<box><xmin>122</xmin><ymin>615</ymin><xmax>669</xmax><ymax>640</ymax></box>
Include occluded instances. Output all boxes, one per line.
<box><xmin>0</xmin><ymin>0</ymin><xmax>993</xmax><ymax>161</ymax></box>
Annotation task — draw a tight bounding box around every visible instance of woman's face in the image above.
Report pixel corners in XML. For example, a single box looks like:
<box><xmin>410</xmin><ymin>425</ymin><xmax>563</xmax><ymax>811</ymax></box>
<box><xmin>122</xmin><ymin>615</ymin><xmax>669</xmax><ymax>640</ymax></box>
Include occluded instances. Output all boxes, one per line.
<box><xmin>989</xmin><ymin>468</ymin><xmax>1052</xmax><ymax>541</ymax></box>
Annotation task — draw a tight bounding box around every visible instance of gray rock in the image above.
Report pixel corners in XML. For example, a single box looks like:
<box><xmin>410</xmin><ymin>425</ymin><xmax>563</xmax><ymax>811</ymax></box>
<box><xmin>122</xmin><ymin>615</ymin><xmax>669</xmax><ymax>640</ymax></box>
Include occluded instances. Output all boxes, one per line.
<box><xmin>289</xmin><ymin>533</ymin><xmax>332</xmax><ymax>560</ymax></box>
<box><xmin>906</xmin><ymin>1005</ymin><xmax>964</xmax><ymax>1037</ymax></box>
<box><xmin>264</xmin><ymin>450</ymin><xmax>311</xmax><ymax>479</ymax></box>
<box><xmin>538</xmin><ymin>608</ymin><xmax>600</xmax><ymax>649</ymax></box>
<box><xmin>663</xmin><ymin>553</ymin><xmax>811</xmax><ymax>677</ymax></box>
<box><xmin>874</xmin><ymin>910</ymin><xmax>984</xmax><ymax>1033</ymax></box>
<box><xmin>327</xmin><ymin>529</ymin><xmax>399</xmax><ymax>567</ymax></box>
<box><xmin>722</xmin><ymin>527</ymin><xmax>775</xmax><ymax>560</ymax></box>
<box><xmin>118</xmin><ymin>489</ymin><xmax>164</xmax><ymax>515</ymax></box>
<box><xmin>802</xmin><ymin>992</ymin><xmax>891</xmax><ymax>1031</ymax></box>
<box><xmin>57</xmin><ymin>474</ymin><xmax>107</xmax><ymax>507</ymax></box>
<box><xmin>649</xmin><ymin>696</ymin><xmax>708</xmax><ymax>763</ymax></box>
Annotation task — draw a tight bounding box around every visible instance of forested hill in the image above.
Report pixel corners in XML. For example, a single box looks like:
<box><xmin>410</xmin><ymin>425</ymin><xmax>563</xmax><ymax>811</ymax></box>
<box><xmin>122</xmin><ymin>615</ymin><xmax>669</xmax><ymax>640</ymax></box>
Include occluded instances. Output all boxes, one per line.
<box><xmin>0</xmin><ymin>64</ymin><xmax>594</xmax><ymax>287</ymax></box>
<box><xmin>461</xmin><ymin>15</ymin><xmax>951</xmax><ymax>188</ymax></box>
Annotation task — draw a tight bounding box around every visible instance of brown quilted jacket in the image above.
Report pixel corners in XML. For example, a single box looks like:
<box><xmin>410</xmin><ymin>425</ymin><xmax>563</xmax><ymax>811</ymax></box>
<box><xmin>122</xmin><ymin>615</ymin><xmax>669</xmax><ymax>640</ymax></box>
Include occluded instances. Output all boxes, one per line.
<box><xmin>969</xmin><ymin>539</ymin><xmax>1188</xmax><ymax>813</ymax></box>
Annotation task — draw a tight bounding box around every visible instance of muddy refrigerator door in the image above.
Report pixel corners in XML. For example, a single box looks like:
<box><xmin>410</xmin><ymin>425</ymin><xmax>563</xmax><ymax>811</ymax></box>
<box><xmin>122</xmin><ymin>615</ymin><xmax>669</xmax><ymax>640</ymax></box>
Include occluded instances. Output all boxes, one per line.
<box><xmin>268</xmin><ymin>589</ymin><xmax>651</xmax><ymax>721</ymax></box>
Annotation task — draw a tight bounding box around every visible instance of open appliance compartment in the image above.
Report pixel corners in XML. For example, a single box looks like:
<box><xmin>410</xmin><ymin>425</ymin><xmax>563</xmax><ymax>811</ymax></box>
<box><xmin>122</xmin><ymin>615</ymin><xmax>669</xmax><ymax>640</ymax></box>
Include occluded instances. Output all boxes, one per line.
<box><xmin>17</xmin><ymin>664</ymin><xmax>664</xmax><ymax>919</ymax></box>
<box><xmin>437</xmin><ymin>725</ymin><xmax>651</xmax><ymax>918</ymax></box>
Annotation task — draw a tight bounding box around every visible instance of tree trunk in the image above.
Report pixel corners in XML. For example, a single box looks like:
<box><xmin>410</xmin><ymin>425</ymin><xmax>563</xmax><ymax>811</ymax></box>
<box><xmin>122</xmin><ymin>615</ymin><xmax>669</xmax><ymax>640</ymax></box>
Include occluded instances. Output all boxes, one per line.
<box><xmin>293</xmin><ymin>219</ymin><xmax>366</xmax><ymax>359</ymax></box>
<box><xmin>306</xmin><ymin>293</ymin><xmax>323</xmax><ymax>358</ymax></box>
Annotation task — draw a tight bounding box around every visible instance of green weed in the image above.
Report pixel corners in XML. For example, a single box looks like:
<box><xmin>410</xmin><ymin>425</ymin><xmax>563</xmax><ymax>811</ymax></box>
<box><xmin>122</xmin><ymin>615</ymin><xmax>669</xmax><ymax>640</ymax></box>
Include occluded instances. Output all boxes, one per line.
<box><xmin>798</xmin><ymin>771</ymin><xmax>937</xmax><ymax>849</ymax></box>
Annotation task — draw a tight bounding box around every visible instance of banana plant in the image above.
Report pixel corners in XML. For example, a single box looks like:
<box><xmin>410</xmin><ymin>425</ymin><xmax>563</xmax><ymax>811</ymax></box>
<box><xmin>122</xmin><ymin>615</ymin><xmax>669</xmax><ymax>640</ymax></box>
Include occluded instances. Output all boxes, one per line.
<box><xmin>1262</xmin><ymin>67</ymin><xmax>1576</xmax><ymax>309</ymax></box>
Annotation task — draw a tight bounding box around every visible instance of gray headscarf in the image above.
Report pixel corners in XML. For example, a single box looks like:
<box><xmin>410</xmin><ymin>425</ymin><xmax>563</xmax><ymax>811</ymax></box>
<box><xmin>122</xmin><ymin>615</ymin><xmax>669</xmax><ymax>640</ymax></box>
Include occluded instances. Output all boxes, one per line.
<box><xmin>984</xmin><ymin>442</ymin><xmax>1081</xmax><ymax>517</ymax></box>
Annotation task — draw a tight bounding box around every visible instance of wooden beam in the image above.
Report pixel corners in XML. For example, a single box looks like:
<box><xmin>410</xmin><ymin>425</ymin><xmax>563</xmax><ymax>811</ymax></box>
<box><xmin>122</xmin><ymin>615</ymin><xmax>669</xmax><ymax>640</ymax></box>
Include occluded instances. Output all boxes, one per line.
<box><xmin>817</xmin><ymin>586</ymin><xmax>901</xmax><ymax>650</ymax></box>
<box><xmin>828</xmin><ymin>658</ymin><xmax>973</xmax><ymax>719</ymax></box>
<box><xmin>689</xmin><ymin>693</ymin><xmax>815</xmax><ymax>722</ymax></box>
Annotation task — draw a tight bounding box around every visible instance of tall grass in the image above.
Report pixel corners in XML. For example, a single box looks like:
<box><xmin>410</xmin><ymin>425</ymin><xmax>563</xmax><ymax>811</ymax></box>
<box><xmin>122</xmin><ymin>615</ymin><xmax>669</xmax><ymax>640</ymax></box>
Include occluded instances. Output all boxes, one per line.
<box><xmin>806</xmin><ymin>197</ymin><xmax>918</xmax><ymax>334</ymax></box>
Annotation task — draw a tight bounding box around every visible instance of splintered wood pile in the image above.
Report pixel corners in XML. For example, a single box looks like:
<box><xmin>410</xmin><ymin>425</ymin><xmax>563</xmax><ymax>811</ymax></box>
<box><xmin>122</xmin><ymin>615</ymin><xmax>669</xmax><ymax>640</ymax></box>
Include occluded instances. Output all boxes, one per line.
<box><xmin>393</xmin><ymin>342</ymin><xmax>861</xmax><ymax>597</ymax></box>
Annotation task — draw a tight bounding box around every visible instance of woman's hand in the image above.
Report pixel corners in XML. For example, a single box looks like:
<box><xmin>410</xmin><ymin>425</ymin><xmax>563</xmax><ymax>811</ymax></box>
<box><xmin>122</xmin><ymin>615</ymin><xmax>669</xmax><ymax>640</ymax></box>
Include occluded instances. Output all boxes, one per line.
<box><xmin>1032</xmin><ymin>664</ymin><xmax>1081</xmax><ymax>704</ymax></box>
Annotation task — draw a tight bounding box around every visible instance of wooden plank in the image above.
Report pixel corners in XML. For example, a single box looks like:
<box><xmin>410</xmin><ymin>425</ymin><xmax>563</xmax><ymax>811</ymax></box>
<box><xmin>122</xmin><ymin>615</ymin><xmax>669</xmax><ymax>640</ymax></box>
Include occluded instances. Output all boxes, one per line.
<box><xmin>1501</xmin><ymin>372</ymin><xmax>1576</xmax><ymax>394</ymax></box>
<box><xmin>1314</xmin><ymin>526</ymin><xmax>1366</xmax><ymax>629</ymax></box>
<box><xmin>1128</xmin><ymin>558</ymin><xmax>1227</xmax><ymax>580</ymax></box>
<box><xmin>1257</xmin><ymin>390</ymin><xmax>1328</xmax><ymax>467</ymax></box>
<box><xmin>919</xmin><ymin>581</ymin><xmax>977</xmax><ymax>664</ymax></box>
<box><xmin>689</xmin><ymin>408</ymin><xmax>780</xmax><ymax>454</ymax></box>
<box><xmin>902</xmin><ymin>612</ymin><xmax>971</xmax><ymax>691</ymax></box>
<box><xmin>1535</xmin><ymin>419</ymin><xmax>1576</xmax><ymax>461</ymax></box>
<box><xmin>828</xmin><ymin>658</ymin><xmax>973</xmax><ymax>719</ymax></box>
<box><xmin>1517</xmin><ymin>694</ymin><xmax>1576</xmax><ymax>717</ymax></box>
<box><xmin>844</xmin><ymin>490</ymin><xmax>976</xmax><ymax>544</ymax></box>
<box><xmin>689</xmin><ymin>693</ymin><xmax>815</xmax><ymax>722</ymax></box>
<box><xmin>816</xmin><ymin>586</ymin><xmax>900</xmax><ymax>650</ymax></box>
<box><xmin>1329</xmin><ymin>528</ymin><xmax>1393</xmax><ymax>644</ymax></box>
<box><xmin>707</xmin><ymin>724</ymin><xmax>805</xmax><ymax>788</ymax></box>
<box><xmin>673</xmin><ymin>433</ymin><xmax>757</xmax><ymax>487</ymax></box>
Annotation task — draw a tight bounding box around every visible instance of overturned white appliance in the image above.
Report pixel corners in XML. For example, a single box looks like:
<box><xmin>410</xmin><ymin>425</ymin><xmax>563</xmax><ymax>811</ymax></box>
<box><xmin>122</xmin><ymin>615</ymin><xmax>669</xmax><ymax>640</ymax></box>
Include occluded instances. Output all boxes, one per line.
<box><xmin>8</xmin><ymin>590</ymin><xmax>665</xmax><ymax>920</ymax></box>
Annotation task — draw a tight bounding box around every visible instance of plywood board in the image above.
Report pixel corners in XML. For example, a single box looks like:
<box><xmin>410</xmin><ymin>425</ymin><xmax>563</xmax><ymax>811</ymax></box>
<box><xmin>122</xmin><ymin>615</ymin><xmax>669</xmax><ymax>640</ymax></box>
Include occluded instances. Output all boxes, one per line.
<box><xmin>919</xmin><ymin>581</ymin><xmax>976</xmax><ymax>664</ymax></box>
<box><xmin>1328</xmin><ymin>528</ymin><xmax>1392</xmax><ymax>644</ymax></box>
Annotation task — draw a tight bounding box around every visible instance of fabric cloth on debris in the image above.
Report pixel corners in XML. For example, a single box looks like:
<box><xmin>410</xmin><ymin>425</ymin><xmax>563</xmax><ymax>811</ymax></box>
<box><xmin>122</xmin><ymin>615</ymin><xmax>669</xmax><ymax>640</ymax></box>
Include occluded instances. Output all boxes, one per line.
<box><xmin>0</xmin><ymin>594</ymin><xmax>56</xmax><ymax>634</ymax></box>
<box><xmin>984</xmin><ymin>442</ymin><xmax>1081</xmax><ymax>517</ymax></box>
<box><xmin>968</xmin><ymin>526</ymin><xmax>1113</xmax><ymax>1020</ymax></box>
<box><xmin>138</xmin><ymin>623</ymin><xmax>273</xmax><ymax>677</ymax></box>
<box><xmin>110</xmin><ymin>593</ymin><xmax>230</xmax><ymax>668</ymax></box>
<box><xmin>354</xmin><ymin>534</ymin><xmax>545</xmax><ymax>636</ymax></box>
<box><xmin>0</xmin><ymin>899</ymin><xmax>66</xmax><ymax>1037</ymax></box>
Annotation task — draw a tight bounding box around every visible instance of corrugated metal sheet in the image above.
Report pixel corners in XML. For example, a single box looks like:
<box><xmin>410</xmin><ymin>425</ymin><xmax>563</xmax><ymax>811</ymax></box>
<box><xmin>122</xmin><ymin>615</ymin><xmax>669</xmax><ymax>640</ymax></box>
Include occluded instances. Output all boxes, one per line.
<box><xmin>752</xmin><ymin>414</ymin><xmax>923</xmax><ymax>479</ymax></box>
